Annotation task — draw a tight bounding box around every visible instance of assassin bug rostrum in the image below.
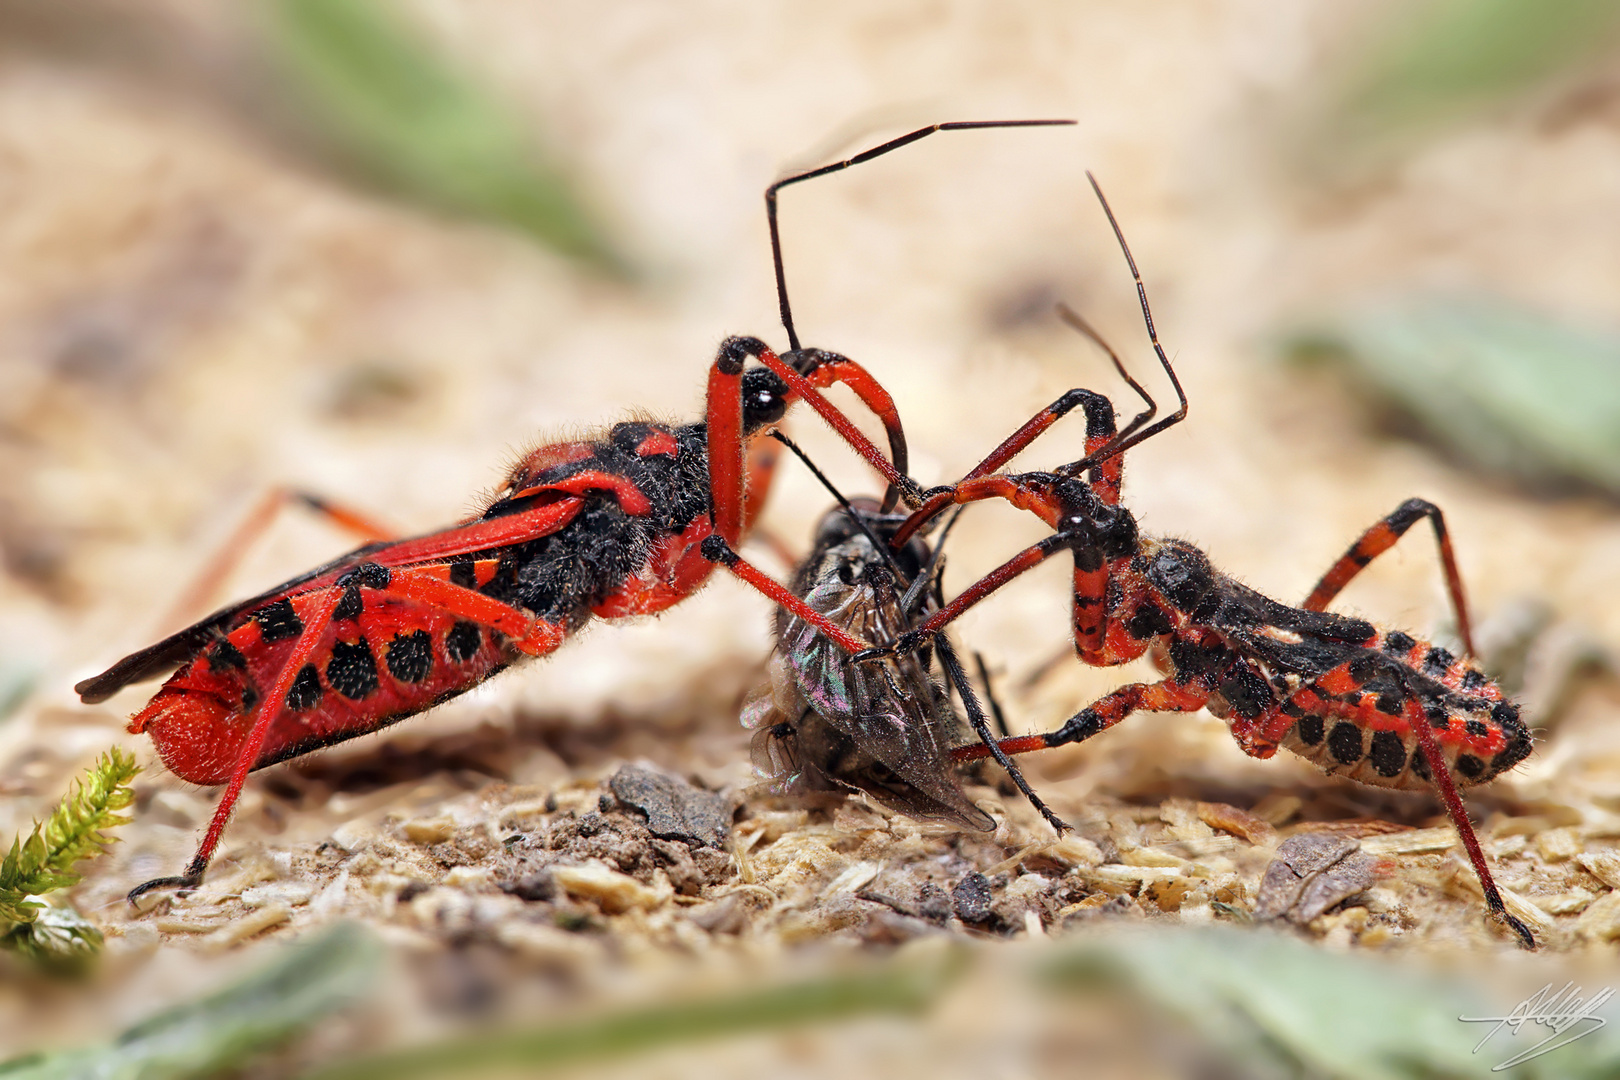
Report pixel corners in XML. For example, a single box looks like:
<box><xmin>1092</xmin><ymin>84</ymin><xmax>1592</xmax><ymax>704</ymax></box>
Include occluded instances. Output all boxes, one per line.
<box><xmin>851</xmin><ymin>177</ymin><xmax>1538</xmax><ymax>948</ymax></box>
<box><xmin>73</xmin><ymin>120</ymin><xmax>1075</xmax><ymax>900</ymax></box>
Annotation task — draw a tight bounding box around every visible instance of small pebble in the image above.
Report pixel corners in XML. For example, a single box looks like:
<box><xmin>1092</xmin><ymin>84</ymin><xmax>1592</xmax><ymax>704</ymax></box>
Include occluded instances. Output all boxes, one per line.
<box><xmin>550</xmin><ymin>863</ymin><xmax>666</xmax><ymax>913</ymax></box>
<box><xmin>1576</xmin><ymin>890</ymin><xmax>1620</xmax><ymax>941</ymax></box>
<box><xmin>404</xmin><ymin>818</ymin><xmax>456</xmax><ymax>845</ymax></box>
<box><xmin>1577</xmin><ymin>851</ymin><xmax>1620</xmax><ymax>890</ymax></box>
<box><xmin>445</xmin><ymin>866</ymin><xmax>492</xmax><ymax>890</ymax></box>
<box><xmin>240</xmin><ymin>882</ymin><xmax>314</xmax><ymax>908</ymax></box>
<box><xmin>200</xmin><ymin>904</ymin><xmax>289</xmax><ymax>951</ymax></box>
<box><xmin>329</xmin><ymin>819</ymin><xmax>374</xmax><ymax>854</ymax></box>
<box><xmin>952</xmin><ymin>872</ymin><xmax>993</xmax><ymax>923</ymax></box>
<box><xmin>1535</xmin><ymin>827</ymin><xmax>1583</xmax><ymax>863</ymax></box>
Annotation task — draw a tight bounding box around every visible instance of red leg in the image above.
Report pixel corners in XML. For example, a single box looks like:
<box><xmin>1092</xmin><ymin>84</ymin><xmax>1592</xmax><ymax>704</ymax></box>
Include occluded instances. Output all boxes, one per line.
<box><xmin>1399</xmin><ymin>696</ymin><xmax>1535</xmax><ymax>948</ymax></box>
<box><xmin>130</xmin><ymin>584</ymin><xmax>346</xmax><ymax>899</ymax></box>
<box><xmin>698</xmin><ymin>537</ymin><xmax>872</xmax><ymax>654</ymax></box>
<box><xmin>383</xmin><ymin>569</ymin><xmax>567</xmax><ymax>655</ymax></box>
<box><xmin>130</xmin><ymin>563</ymin><xmax>574</xmax><ymax>900</ymax></box>
<box><xmin>887</xmin><ymin>533</ymin><xmax>1072</xmax><ymax>654</ymax></box>
<box><xmin>1302</xmin><ymin>498</ymin><xmax>1476</xmax><ymax>656</ymax></box>
<box><xmin>740</xmin><ymin>434</ymin><xmax>784</xmax><ymax>537</ymax></box>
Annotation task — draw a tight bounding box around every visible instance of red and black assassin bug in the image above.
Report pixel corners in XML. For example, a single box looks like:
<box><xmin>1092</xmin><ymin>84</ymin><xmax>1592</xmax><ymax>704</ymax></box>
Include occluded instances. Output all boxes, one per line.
<box><xmin>75</xmin><ymin>120</ymin><xmax>1075</xmax><ymax>901</ymax></box>
<box><xmin>861</xmin><ymin>177</ymin><xmax>1538</xmax><ymax>948</ymax></box>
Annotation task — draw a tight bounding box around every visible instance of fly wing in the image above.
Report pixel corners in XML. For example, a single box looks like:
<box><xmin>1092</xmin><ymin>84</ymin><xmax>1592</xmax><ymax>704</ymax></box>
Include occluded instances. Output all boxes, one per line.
<box><xmin>774</xmin><ymin>567</ymin><xmax>992</xmax><ymax>831</ymax></box>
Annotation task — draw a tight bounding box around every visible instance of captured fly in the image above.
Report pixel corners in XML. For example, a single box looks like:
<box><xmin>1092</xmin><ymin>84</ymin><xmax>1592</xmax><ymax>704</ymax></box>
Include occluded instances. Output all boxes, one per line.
<box><xmin>741</xmin><ymin>495</ymin><xmax>996</xmax><ymax>831</ymax></box>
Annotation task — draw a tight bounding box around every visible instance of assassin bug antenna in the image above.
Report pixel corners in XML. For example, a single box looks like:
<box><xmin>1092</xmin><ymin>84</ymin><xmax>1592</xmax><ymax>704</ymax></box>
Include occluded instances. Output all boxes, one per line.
<box><xmin>886</xmin><ymin>170</ymin><xmax>1181</xmax><ymax>551</ymax></box>
<box><xmin>767</xmin><ymin>119</ymin><xmax>1075</xmax><ymax>513</ymax></box>
<box><xmin>973</xmin><ymin>652</ymin><xmax>1012</xmax><ymax>741</ymax></box>
<box><xmin>766</xmin><ymin>119</ymin><xmax>1077</xmax><ymax>353</ymax></box>
<box><xmin>1054</xmin><ymin>173</ymin><xmax>1187</xmax><ymax>478</ymax></box>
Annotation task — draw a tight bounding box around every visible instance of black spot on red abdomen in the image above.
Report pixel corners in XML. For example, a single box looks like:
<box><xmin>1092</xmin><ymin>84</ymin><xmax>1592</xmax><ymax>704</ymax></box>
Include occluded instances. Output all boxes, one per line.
<box><xmin>445</xmin><ymin>621</ymin><xmax>483</xmax><ymax>663</ymax></box>
<box><xmin>386</xmin><ymin>629</ymin><xmax>434</xmax><ymax>683</ymax></box>
<box><xmin>1327</xmin><ymin>722</ymin><xmax>1364</xmax><ymax>764</ymax></box>
<box><xmin>326</xmin><ymin>639</ymin><xmax>380</xmax><ymax>700</ymax></box>
<box><xmin>1369</xmin><ymin>730</ymin><xmax>1406</xmax><ymax>777</ymax></box>
<box><xmin>1295</xmin><ymin>713</ymin><xmax>1324</xmax><ymax>746</ymax></box>
<box><xmin>285</xmin><ymin>664</ymin><xmax>322</xmax><ymax>711</ymax></box>
<box><xmin>255</xmin><ymin>598</ymin><xmax>303</xmax><ymax>643</ymax></box>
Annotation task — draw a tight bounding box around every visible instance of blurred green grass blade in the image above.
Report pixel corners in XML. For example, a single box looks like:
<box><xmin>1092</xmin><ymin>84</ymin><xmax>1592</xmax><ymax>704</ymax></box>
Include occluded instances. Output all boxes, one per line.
<box><xmin>1046</xmin><ymin>927</ymin><xmax>1619</xmax><ymax>1079</ymax></box>
<box><xmin>0</xmin><ymin>923</ymin><xmax>381</xmax><ymax>1080</ymax></box>
<box><xmin>1284</xmin><ymin>297</ymin><xmax>1620</xmax><ymax>497</ymax></box>
<box><xmin>307</xmin><ymin>945</ymin><xmax>961</xmax><ymax>1080</ymax></box>
<box><xmin>1335</xmin><ymin>0</ymin><xmax>1620</xmax><ymax>138</ymax></box>
<box><xmin>261</xmin><ymin>0</ymin><xmax>629</xmax><ymax>275</ymax></box>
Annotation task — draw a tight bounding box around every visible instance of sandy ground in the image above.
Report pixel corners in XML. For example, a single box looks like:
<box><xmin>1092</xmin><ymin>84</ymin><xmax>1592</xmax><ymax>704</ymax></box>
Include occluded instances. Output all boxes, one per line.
<box><xmin>4</xmin><ymin>1</ymin><xmax>1620</xmax><ymax>1073</ymax></box>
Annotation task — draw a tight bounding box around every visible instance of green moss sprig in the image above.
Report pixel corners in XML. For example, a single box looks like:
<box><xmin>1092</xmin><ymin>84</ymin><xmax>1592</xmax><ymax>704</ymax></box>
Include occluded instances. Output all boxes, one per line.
<box><xmin>0</xmin><ymin>748</ymin><xmax>140</xmax><ymax>962</ymax></box>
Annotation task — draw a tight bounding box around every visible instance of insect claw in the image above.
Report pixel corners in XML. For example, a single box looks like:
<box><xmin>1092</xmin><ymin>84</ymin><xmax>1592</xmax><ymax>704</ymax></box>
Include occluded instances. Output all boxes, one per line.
<box><xmin>699</xmin><ymin>533</ymin><xmax>738</xmax><ymax>565</ymax></box>
<box><xmin>1500</xmin><ymin>910</ymin><xmax>1538</xmax><ymax>951</ymax></box>
<box><xmin>127</xmin><ymin>872</ymin><xmax>203</xmax><ymax>906</ymax></box>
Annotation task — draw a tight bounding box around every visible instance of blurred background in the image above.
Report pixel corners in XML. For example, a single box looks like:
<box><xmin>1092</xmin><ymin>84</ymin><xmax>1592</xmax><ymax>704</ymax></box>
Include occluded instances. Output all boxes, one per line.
<box><xmin>3</xmin><ymin>1</ymin><xmax>1620</xmax><ymax>1076</ymax></box>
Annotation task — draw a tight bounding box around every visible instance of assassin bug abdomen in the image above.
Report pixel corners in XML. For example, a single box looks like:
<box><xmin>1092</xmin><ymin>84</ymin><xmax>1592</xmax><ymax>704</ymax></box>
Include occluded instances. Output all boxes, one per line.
<box><xmin>1025</xmin><ymin>530</ymin><xmax>1533</xmax><ymax>793</ymax></box>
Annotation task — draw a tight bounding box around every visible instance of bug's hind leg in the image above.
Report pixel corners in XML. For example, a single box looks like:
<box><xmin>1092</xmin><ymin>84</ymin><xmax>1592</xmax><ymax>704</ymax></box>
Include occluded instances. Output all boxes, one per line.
<box><xmin>159</xmin><ymin>487</ymin><xmax>395</xmax><ymax>634</ymax></box>
<box><xmin>1303</xmin><ymin>498</ymin><xmax>1476</xmax><ymax>656</ymax></box>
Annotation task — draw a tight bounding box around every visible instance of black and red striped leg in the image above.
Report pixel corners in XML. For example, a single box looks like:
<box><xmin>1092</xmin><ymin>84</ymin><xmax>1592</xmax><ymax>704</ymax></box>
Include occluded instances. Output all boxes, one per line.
<box><xmin>894</xmin><ymin>390</ymin><xmax>1120</xmax><ymax>547</ymax></box>
<box><xmin>866</xmin><ymin>531</ymin><xmax>1074</xmax><ymax>661</ymax></box>
<box><xmin>951</xmin><ymin>678</ymin><xmax>1210</xmax><ymax>762</ymax></box>
<box><xmin>1400</xmin><ymin>695</ymin><xmax>1535</xmax><ymax>949</ymax></box>
<box><xmin>1303</xmin><ymin>498</ymin><xmax>1477</xmax><ymax>657</ymax></box>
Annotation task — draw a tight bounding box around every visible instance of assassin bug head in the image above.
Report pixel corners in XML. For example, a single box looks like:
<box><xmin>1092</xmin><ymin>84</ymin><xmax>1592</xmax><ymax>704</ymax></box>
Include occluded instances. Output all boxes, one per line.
<box><xmin>738</xmin><ymin>363</ymin><xmax>793</xmax><ymax>431</ymax></box>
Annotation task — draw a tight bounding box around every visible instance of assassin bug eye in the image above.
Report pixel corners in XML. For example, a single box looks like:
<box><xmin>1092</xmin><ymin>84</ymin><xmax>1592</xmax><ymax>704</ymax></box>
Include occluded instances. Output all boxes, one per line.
<box><xmin>740</xmin><ymin>368</ymin><xmax>791</xmax><ymax>427</ymax></box>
